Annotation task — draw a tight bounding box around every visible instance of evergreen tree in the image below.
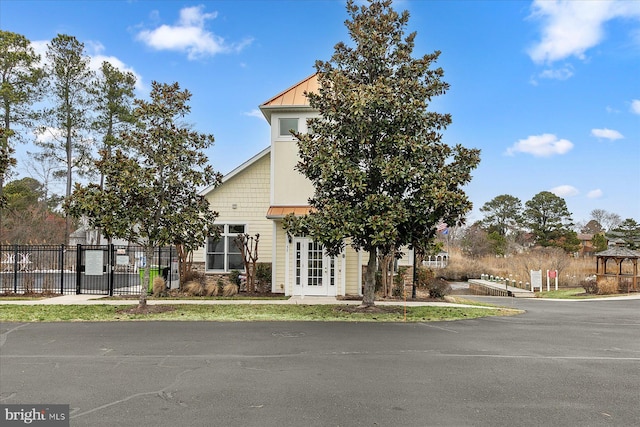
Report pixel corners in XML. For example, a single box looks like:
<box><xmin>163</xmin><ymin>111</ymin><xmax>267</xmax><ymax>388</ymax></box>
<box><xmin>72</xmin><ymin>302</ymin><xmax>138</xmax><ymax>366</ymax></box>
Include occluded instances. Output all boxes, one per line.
<box><xmin>0</xmin><ymin>30</ymin><xmax>46</xmax><ymax>237</ymax></box>
<box><xmin>523</xmin><ymin>191</ymin><xmax>574</xmax><ymax>249</ymax></box>
<box><xmin>285</xmin><ymin>0</ymin><xmax>480</xmax><ymax>306</ymax></box>
<box><xmin>66</xmin><ymin>81</ymin><xmax>221</xmax><ymax>307</ymax></box>
<box><xmin>37</xmin><ymin>34</ymin><xmax>95</xmax><ymax>243</ymax></box>
<box><xmin>479</xmin><ymin>194</ymin><xmax>522</xmax><ymax>236</ymax></box>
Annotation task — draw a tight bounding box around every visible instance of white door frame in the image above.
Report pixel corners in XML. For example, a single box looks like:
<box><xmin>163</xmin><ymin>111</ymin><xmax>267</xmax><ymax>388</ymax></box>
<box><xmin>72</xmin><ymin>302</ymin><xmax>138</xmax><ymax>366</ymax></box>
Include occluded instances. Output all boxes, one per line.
<box><xmin>293</xmin><ymin>237</ymin><xmax>338</xmax><ymax>296</ymax></box>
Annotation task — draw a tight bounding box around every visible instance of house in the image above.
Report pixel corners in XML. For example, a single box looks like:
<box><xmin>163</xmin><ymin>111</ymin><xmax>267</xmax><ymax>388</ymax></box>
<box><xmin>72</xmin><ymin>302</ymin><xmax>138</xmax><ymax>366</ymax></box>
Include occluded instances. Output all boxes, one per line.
<box><xmin>576</xmin><ymin>233</ymin><xmax>595</xmax><ymax>257</ymax></box>
<box><xmin>195</xmin><ymin>74</ymin><xmax>412</xmax><ymax>296</ymax></box>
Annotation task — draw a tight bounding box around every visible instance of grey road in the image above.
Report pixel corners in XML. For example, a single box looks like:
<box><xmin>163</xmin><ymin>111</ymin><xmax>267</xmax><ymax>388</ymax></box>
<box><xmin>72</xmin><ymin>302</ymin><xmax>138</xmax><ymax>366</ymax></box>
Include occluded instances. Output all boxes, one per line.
<box><xmin>1</xmin><ymin>297</ymin><xmax>639</xmax><ymax>427</ymax></box>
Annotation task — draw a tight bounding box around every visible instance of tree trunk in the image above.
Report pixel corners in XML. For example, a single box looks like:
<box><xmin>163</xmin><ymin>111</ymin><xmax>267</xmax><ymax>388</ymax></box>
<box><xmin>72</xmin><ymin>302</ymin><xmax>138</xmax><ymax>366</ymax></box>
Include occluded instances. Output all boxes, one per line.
<box><xmin>362</xmin><ymin>249</ymin><xmax>377</xmax><ymax>307</ymax></box>
<box><xmin>139</xmin><ymin>245</ymin><xmax>153</xmax><ymax>307</ymax></box>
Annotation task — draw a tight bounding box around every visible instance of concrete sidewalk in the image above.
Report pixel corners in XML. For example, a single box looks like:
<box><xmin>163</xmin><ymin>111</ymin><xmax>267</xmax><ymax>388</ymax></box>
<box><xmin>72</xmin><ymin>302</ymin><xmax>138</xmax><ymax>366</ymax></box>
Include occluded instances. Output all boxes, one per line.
<box><xmin>0</xmin><ymin>293</ymin><xmax>486</xmax><ymax>308</ymax></box>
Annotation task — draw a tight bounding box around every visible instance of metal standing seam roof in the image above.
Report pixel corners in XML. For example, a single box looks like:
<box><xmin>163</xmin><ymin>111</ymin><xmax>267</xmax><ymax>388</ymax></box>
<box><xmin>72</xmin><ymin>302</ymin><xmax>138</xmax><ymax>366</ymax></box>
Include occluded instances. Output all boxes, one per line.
<box><xmin>266</xmin><ymin>206</ymin><xmax>313</xmax><ymax>219</ymax></box>
<box><xmin>260</xmin><ymin>73</ymin><xmax>319</xmax><ymax>107</ymax></box>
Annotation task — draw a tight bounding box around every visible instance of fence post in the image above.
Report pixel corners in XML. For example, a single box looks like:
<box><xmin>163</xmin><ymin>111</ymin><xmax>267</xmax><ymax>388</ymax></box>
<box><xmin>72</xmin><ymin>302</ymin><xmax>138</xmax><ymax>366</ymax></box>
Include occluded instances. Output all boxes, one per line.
<box><xmin>13</xmin><ymin>244</ymin><xmax>18</xmax><ymax>293</ymax></box>
<box><xmin>76</xmin><ymin>244</ymin><xmax>82</xmax><ymax>294</ymax></box>
<box><xmin>59</xmin><ymin>244</ymin><xmax>65</xmax><ymax>294</ymax></box>
<box><xmin>109</xmin><ymin>244</ymin><xmax>114</xmax><ymax>297</ymax></box>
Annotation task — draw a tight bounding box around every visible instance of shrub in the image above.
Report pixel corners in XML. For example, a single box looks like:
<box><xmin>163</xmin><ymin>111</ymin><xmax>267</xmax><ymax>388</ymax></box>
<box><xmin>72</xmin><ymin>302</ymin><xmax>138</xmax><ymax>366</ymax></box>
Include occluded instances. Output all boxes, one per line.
<box><xmin>416</xmin><ymin>266</ymin><xmax>435</xmax><ymax>288</ymax></box>
<box><xmin>392</xmin><ymin>267</ymin><xmax>408</xmax><ymax>297</ymax></box>
<box><xmin>426</xmin><ymin>279</ymin><xmax>451</xmax><ymax>299</ymax></box>
<box><xmin>182</xmin><ymin>270</ymin><xmax>207</xmax><ymax>287</ymax></box>
<box><xmin>223</xmin><ymin>283</ymin><xmax>238</xmax><ymax>297</ymax></box>
<box><xmin>580</xmin><ymin>277</ymin><xmax>598</xmax><ymax>294</ymax></box>
<box><xmin>203</xmin><ymin>283</ymin><xmax>216</xmax><ymax>296</ymax></box>
<box><xmin>183</xmin><ymin>281</ymin><xmax>204</xmax><ymax>296</ymax></box>
<box><xmin>597</xmin><ymin>277</ymin><xmax>618</xmax><ymax>295</ymax></box>
<box><xmin>256</xmin><ymin>263</ymin><xmax>272</xmax><ymax>293</ymax></box>
<box><xmin>216</xmin><ymin>279</ymin><xmax>225</xmax><ymax>296</ymax></box>
<box><xmin>228</xmin><ymin>270</ymin><xmax>242</xmax><ymax>287</ymax></box>
<box><xmin>152</xmin><ymin>276</ymin><xmax>166</xmax><ymax>297</ymax></box>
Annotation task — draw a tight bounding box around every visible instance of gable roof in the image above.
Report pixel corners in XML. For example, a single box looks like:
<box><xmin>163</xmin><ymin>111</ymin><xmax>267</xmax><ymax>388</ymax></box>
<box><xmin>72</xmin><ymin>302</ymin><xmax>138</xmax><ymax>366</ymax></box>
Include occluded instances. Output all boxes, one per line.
<box><xmin>259</xmin><ymin>73</ymin><xmax>319</xmax><ymax>123</ymax></box>
<box><xmin>199</xmin><ymin>146</ymin><xmax>270</xmax><ymax>197</ymax></box>
<box><xmin>595</xmin><ymin>246</ymin><xmax>640</xmax><ymax>258</ymax></box>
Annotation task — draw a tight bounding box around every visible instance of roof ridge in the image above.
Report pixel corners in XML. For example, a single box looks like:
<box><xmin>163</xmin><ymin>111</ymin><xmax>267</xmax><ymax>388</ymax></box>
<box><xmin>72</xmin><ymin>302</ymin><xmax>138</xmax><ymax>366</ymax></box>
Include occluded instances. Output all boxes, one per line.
<box><xmin>260</xmin><ymin>73</ymin><xmax>318</xmax><ymax>107</ymax></box>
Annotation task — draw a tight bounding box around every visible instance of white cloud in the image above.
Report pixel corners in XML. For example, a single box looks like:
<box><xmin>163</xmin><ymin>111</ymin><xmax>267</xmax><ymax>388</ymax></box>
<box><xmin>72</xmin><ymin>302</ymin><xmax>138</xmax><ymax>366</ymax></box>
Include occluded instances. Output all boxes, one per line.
<box><xmin>631</xmin><ymin>99</ymin><xmax>640</xmax><ymax>115</ymax></box>
<box><xmin>537</xmin><ymin>64</ymin><xmax>574</xmax><ymax>80</ymax></box>
<box><xmin>551</xmin><ymin>185</ymin><xmax>579</xmax><ymax>197</ymax></box>
<box><xmin>30</xmin><ymin>40</ymin><xmax>49</xmax><ymax>61</ymax></box>
<box><xmin>91</xmin><ymin>54</ymin><xmax>146</xmax><ymax>92</ymax></box>
<box><xmin>506</xmin><ymin>133</ymin><xmax>573</xmax><ymax>157</ymax></box>
<box><xmin>34</xmin><ymin>127</ymin><xmax>64</xmax><ymax>144</ymax></box>
<box><xmin>243</xmin><ymin>109</ymin><xmax>264</xmax><ymax>119</ymax></box>
<box><xmin>136</xmin><ymin>5</ymin><xmax>253</xmax><ymax>60</ymax></box>
<box><xmin>32</xmin><ymin>39</ymin><xmax>146</xmax><ymax>93</ymax></box>
<box><xmin>587</xmin><ymin>189</ymin><xmax>603</xmax><ymax>199</ymax></box>
<box><xmin>528</xmin><ymin>0</ymin><xmax>640</xmax><ymax>64</ymax></box>
<box><xmin>591</xmin><ymin>128</ymin><xmax>624</xmax><ymax>140</ymax></box>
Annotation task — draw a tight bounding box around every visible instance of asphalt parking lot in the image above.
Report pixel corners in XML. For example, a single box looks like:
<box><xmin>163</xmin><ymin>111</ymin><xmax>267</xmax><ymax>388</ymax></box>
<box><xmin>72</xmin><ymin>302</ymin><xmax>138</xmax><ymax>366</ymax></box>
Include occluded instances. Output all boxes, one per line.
<box><xmin>1</xmin><ymin>297</ymin><xmax>639</xmax><ymax>426</ymax></box>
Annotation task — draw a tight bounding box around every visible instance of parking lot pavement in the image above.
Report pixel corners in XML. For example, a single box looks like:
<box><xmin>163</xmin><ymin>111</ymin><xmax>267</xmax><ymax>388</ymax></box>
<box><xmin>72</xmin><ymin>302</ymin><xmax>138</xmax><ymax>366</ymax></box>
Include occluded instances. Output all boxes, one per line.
<box><xmin>1</xmin><ymin>297</ymin><xmax>639</xmax><ymax>426</ymax></box>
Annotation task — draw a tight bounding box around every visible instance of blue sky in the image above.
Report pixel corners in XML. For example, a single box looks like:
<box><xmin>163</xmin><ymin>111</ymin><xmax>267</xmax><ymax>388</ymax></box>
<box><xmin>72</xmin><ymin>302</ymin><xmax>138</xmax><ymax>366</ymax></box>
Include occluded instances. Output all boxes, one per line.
<box><xmin>2</xmin><ymin>0</ymin><xmax>639</xmax><ymax>226</ymax></box>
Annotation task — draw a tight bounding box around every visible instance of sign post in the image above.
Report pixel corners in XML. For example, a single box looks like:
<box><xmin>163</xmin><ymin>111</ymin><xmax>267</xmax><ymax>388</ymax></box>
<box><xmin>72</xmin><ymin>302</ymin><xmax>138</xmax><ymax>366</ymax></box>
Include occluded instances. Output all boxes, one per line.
<box><xmin>530</xmin><ymin>270</ymin><xmax>542</xmax><ymax>292</ymax></box>
<box><xmin>547</xmin><ymin>269</ymin><xmax>558</xmax><ymax>291</ymax></box>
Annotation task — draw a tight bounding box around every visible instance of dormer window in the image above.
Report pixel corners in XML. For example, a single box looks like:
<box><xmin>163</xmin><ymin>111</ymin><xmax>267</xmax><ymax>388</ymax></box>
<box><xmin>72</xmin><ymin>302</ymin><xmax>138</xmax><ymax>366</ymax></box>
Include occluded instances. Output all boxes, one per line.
<box><xmin>279</xmin><ymin>118</ymin><xmax>299</xmax><ymax>137</ymax></box>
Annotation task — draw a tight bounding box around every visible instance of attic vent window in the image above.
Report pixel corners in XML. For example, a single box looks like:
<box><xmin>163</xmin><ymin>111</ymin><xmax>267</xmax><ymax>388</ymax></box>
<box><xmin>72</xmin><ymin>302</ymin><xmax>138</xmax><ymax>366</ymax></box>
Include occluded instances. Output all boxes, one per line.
<box><xmin>279</xmin><ymin>118</ymin><xmax>298</xmax><ymax>137</ymax></box>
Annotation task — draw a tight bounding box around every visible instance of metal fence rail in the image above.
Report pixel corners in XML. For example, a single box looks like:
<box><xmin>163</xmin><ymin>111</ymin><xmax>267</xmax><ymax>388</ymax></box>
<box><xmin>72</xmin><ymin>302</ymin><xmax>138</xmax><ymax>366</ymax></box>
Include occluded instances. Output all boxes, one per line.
<box><xmin>0</xmin><ymin>244</ymin><xmax>177</xmax><ymax>296</ymax></box>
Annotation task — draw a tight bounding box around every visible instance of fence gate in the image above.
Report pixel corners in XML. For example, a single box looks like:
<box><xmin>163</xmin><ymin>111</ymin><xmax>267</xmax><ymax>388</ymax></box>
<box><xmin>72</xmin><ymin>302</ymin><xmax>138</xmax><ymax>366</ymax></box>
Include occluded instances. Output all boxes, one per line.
<box><xmin>0</xmin><ymin>244</ymin><xmax>177</xmax><ymax>296</ymax></box>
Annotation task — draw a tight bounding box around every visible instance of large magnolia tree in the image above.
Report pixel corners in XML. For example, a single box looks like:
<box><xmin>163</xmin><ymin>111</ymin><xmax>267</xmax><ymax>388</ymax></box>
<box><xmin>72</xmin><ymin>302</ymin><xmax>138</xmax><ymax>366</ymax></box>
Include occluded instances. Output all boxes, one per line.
<box><xmin>285</xmin><ymin>0</ymin><xmax>480</xmax><ymax>306</ymax></box>
<box><xmin>66</xmin><ymin>81</ymin><xmax>221</xmax><ymax>307</ymax></box>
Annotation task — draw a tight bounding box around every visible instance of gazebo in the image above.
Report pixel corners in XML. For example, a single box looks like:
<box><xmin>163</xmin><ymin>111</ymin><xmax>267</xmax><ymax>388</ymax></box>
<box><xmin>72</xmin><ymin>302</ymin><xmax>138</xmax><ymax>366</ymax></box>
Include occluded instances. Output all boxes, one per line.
<box><xmin>595</xmin><ymin>241</ymin><xmax>640</xmax><ymax>292</ymax></box>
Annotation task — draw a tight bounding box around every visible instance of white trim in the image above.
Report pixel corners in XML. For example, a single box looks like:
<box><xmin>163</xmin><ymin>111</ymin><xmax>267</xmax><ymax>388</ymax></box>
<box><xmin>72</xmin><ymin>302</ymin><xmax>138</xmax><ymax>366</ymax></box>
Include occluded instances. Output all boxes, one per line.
<box><xmin>269</xmin><ymin>141</ymin><xmax>275</xmax><ymax>206</ymax></box>
<box><xmin>357</xmin><ymin>250</ymin><xmax>363</xmax><ymax>296</ymax></box>
<box><xmin>272</xmin><ymin>221</ymin><xmax>279</xmax><ymax>293</ymax></box>
<box><xmin>205</xmin><ymin>223</ymin><xmax>247</xmax><ymax>273</ymax></box>
<box><xmin>341</xmin><ymin>250</ymin><xmax>346</xmax><ymax>296</ymax></box>
<box><xmin>283</xmin><ymin>225</ymin><xmax>290</xmax><ymax>296</ymax></box>
<box><xmin>278</xmin><ymin>117</ymin><xmax>299</xmax><ymax>139</ymax></box>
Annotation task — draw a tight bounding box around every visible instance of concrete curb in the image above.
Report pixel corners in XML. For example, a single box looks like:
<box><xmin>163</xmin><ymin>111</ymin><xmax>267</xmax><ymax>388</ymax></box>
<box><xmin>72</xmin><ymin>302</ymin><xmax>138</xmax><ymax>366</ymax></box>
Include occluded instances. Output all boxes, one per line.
<box><xmin>0</xmin><ymin>294</ymin><xmax>488</xmax><ymax>309</ymax></box>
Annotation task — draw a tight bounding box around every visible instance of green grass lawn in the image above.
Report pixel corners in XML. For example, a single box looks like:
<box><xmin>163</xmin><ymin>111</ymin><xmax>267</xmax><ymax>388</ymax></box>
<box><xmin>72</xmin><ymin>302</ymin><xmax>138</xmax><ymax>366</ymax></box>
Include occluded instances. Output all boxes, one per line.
<box><xmin>0</xmin><ymin>304</ymin><xmax>521</xmax><ymax>322</ymax></box>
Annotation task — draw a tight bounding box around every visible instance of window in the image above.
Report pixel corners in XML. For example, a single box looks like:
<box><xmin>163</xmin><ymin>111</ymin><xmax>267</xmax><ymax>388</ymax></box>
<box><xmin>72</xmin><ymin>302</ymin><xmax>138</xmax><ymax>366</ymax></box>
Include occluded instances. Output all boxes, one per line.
<box><xmin>206</xmin><ymin>224</ymin><xmax>246</xmax><ymax>272</ymax></box>
<box><xmin>279</xmin><ymin>118</ymin><xmax>298</xmax><ymax>137</ymax></box>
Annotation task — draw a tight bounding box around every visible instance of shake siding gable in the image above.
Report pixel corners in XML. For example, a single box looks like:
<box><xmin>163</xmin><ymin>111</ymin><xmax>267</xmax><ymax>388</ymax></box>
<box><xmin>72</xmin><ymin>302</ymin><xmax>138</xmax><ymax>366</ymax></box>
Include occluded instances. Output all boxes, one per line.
<box><xmin>194</xmin><ymin>151</ymin><xmax>272</xmax><ymax>265</ymax></box>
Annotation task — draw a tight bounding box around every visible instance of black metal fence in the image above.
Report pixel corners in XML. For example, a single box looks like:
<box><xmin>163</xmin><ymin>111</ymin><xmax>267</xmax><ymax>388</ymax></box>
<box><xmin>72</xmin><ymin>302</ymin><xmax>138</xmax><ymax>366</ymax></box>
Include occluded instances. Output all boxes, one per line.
<box><xmin>0</xmin><ymin>244</ymin><xmax>178</xmax><ymax>296</ymax></box>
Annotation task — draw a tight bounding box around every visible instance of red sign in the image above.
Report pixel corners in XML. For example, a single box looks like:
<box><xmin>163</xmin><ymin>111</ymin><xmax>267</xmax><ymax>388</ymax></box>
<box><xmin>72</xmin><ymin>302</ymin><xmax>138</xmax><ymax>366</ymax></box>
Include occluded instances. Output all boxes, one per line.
<box><xmin>548</xmin><ymin>270</ymin><xmax>557</xmax><ymax>278</ymax></box>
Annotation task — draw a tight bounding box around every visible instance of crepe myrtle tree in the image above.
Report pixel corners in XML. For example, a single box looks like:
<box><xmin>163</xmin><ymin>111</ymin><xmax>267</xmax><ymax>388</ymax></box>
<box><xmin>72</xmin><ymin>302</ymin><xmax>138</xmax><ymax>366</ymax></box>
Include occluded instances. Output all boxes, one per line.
<box><xmin>283</xmin><ymin>0</ymin><xmax>480</xmax><ymax>307</ymax></box>
<box><xmin>66</xmin><ymin>81</ymin><xmax>221</xmax><ymax>307</ymax></box>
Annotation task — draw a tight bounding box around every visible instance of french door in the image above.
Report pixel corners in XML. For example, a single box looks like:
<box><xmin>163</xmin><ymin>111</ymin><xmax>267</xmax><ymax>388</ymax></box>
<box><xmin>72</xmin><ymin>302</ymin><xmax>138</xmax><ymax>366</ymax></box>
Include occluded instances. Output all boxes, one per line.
<box><xmin>293</xmin><ymin>238</ymin><xmax>337</xmax><ymax>296</ymax></box>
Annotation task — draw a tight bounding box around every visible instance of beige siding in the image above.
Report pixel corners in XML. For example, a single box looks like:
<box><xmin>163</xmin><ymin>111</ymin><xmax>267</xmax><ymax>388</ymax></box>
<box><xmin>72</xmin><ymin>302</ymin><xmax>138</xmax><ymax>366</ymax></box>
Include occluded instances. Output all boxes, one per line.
<box><xmin>273</xmin><ymin>222</ymin><xmax>287</xmax><ymax>294</ymax></box>
<box><xmin>345</xmin><ymin>247</ymin><xmax>364</xmax><ymax>295</ymax></box>
<box><xmin>194</xmin><ymin>152</ymin><xmax>272</xmax><ymax>267</ymax></box>
<box><xmin>270</xmin><ymin>111</ymin><xmax>316</xmax><ymax>206</ymax></box>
